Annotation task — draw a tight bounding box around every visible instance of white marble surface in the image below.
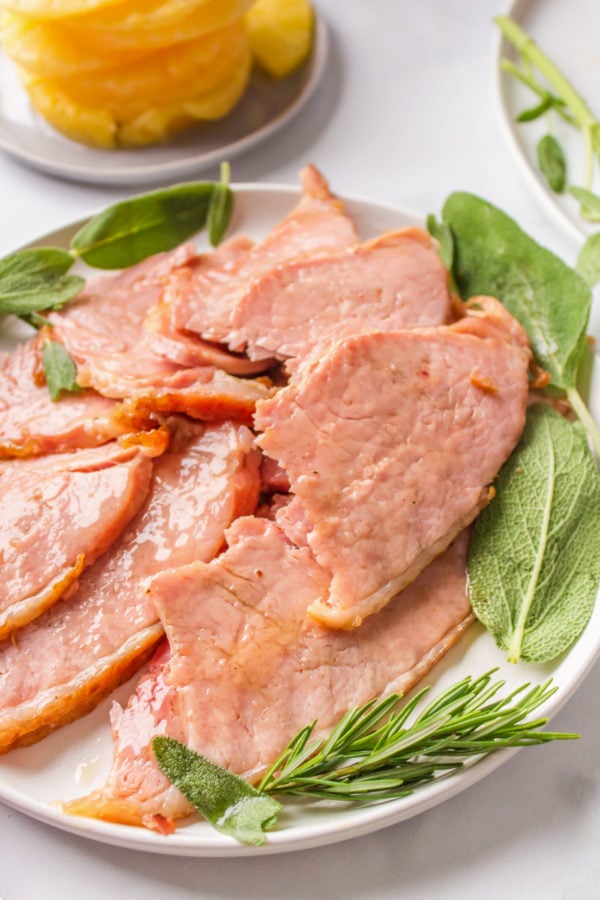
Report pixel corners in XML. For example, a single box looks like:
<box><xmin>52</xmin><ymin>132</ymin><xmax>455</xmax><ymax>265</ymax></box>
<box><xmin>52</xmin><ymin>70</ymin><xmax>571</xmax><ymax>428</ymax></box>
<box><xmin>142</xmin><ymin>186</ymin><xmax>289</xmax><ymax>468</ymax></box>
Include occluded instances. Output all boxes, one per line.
<box><xmin>1</xmin><ymin>0</ymin><xmax>599</xmax><ymax>897</ymax></box>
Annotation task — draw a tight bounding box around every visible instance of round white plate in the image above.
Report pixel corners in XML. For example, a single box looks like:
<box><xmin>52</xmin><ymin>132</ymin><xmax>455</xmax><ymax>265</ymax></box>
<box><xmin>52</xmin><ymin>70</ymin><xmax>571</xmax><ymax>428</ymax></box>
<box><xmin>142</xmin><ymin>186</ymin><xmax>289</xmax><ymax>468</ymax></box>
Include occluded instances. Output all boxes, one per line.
<box><xmin>0</xmin><ymin>19</ymin><xmax>327</xmax><ymax>186</ymax></box>
<box><xmin>0</xmin><ymin>184</ymin><xmax>599</xmax><ymax>857</ymax></box>
<box><xmin>495</xmin><ymin>0</ymin><xmax>600</xmax><ymax>241</ymax></box>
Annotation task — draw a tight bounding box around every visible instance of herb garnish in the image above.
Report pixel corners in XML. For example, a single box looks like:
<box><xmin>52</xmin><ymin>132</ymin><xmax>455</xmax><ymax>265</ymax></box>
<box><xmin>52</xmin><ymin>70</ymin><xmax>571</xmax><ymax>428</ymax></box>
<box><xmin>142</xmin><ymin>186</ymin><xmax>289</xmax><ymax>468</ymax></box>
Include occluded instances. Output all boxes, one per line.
<box><xmin>497</xmin><ymin>16</ymin><xmax>600</xmax><ymax>283</ymax></box>
<box><xmin>441</xmin><ymin>190</ymin><xmax>600</xmax><ymax>454</ymax></box>
<box><xmin>0</xmin><ymin>173</ymin><xmax>235</xmax><ymax>321</ymax></box>
<box><xmin>153</xmin><ymin>671</ymin><xmax>576</xmax><ymax>845</ymax></box>
<box><xmin>152</xmin><ymin>737</ymin><xmax>282</xmax><ymax>847</ymax></box>
<box><xmin>207</xmin><ymin>161</ymin><xmax>234</xmax><ymax>248</ymax></box>
<box><xmin>468</xmin><ymin>404</ymin><xmax>600</xmax><ymax>663</ymax></box>
<box><xmin>41</xmin><ymin>339</ymin><xmax>82</xmax><ymax>401</ymax></box>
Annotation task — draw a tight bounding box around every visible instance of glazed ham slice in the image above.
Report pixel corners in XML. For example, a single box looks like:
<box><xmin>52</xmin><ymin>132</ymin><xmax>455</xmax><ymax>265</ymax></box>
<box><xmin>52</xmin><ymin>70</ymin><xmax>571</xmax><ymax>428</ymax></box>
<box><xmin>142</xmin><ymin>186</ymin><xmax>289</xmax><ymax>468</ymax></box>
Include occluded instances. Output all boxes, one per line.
<box><xmin>223</xmin><ymin>229</ymin><xmax>453</xmax><ymax>363</ymax></box>
<box><xmin>167</xmin><ymin>165</ymin><xmax>361</xmax><ymax>343</ymax></box>
<box><xmin>65</xmin><ymin>639</ymin><xmax>194</xmax><ymax>831</ymax></box>
<box><xmin>256</xmin><ymin>298</ymin><xmax>531</xmax><ymax>629</ymax></box>
<box><xmin>124</xmin><ymin>520</ymin><xmax>472</xmax><ymax>795</ymax></box>
<box><xmin>0</xmin><ymin>421</ymin><xmax>260</xmax><ymax>753</ymax></box>
<box><xmin>0</xmin><ymin>442</ymin><xmax>153</xmax><ymax>639</ymax></box>
<box><xmin>0</xmin><ymin>336</ymin><xmax>127</xmax><ymax>458</ymax></box>
<box><xmin>66</xmin><ymin>520</ymin><xmax>471</xmax><ymax>831</ymax></box>
<box><xmin>47</xmin><ymin>240</ymin><xmax>271</xmax><ymax>418</ymax></box>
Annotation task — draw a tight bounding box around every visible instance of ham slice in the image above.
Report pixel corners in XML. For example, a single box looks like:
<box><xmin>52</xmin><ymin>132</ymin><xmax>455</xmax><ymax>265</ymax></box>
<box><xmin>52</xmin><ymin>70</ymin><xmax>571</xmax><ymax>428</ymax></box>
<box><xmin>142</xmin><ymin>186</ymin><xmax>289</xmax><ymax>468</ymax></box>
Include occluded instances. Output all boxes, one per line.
<box><xmin>66</xmin><ymin>520</ymin><xmax>472</xmax><ymax>831</ymax></box>
<box><xmin>222</xmin><ymin>228</ymin><xmax>453</xmax><ymax>363</ymax></box>
<box><xmin>255</xmin><ymin>298</ymin><xmax>531</xmax><ymax>629</ymax></box>
<box><xmin>0</xmin><ymin>336</ymin><xmax>127</xmax><ymax>458</ymax></box>
<box><xmin>167</xmin><ymin>165</ymin><xmax>361</xmax><ymax>343</ymax></box>
<box><xmin>0</xmin><ymin>421</ymin><xmax>260</xmax><ymax>753</ymax></box>
<box><xmin>0</xmin><ymin>442</ymin><xmax>153</xmax><ymax>639</ymax></box>
<box><xmin>47</xmin><ymin>240</ymin><xmax>271</xmax><ymax>418</ymax></box>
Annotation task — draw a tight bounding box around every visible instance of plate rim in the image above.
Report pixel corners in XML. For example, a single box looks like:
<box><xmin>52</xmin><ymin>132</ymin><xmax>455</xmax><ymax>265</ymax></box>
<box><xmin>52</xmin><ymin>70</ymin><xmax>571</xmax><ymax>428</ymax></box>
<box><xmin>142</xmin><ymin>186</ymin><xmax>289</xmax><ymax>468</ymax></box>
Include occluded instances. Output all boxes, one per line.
<box><xmin>0</xmin><ymin>17</ymin><xmax>328</xmax><ymax>186</ymax></box>
<box><xmin>1</xmin><ymin>181</ymin><xmax>599</xmax><ymax>857</ymax></box>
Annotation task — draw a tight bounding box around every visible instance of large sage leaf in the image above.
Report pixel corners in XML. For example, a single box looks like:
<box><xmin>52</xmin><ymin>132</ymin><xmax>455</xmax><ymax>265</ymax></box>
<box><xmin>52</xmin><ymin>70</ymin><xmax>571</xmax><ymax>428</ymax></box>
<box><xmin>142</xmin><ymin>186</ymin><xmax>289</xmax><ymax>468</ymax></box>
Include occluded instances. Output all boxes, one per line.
<box><xmin>152</xmin><ymin>737</ymin><xmax>282</xmax><ymax>846</ymax></box>
<box><xmin>0</xmin><ymin>248</ymin><xmax>83</xmax><ymax>316</ymax></box>
<box><xmin>70</xmin><ymin>182</ymin><xmax>216</xmax><ymax>269</ymax></box>
<box><xmin>468</xmin><ymin>403</ymin><xmax>600</xmax><ymax>663</ymax></box>
<box><xmin>442</xmin><ymin>192</ymin><xmax>591</xmax><ymax>391</ymax></box>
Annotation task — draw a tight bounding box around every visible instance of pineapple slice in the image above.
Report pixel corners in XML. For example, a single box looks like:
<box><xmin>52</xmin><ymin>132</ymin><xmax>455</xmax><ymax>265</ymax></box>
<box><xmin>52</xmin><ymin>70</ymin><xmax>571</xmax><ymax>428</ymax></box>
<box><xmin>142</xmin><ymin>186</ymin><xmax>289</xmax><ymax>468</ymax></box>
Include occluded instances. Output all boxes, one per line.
<box><xmin>1</xmin><ymin>0</ymin><xmax>124</xmax><ymax>19</ymax></box>
<box><xmin>1</xmin><ymin>10</ymin><xmax>147</xmax><ymax>77</ymax></box>
<box><xmin>62</xmin><ymin>0</ymin><xmax>252</xmax><ymax>53</ymax></box>
<box><xmin>19</xmin><ymin>40</ymin><xmax>252</xmax><ymax>148</ymax></box>
<box><xmin>51</xmin><ymin>20</ymin><xmax>249</xmax><ymax>114</ymax></box>
<box><xmin>245</xmin><ymin>0</ymin><xmax>314</xmax><ymax>79</ymax></box>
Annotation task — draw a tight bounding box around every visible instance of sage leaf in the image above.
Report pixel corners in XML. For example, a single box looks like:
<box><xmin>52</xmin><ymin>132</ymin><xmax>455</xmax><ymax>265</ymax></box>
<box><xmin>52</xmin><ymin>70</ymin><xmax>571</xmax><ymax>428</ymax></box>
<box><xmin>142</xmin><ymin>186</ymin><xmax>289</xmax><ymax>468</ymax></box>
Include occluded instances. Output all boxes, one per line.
<box><xmin>516</xmin><ymin>94</ymin><xmax>553</xmax><ymax>123</ymax></box>
<box><xmin>41</xmin><ymin>339</ymin><xmax>82</xmax><ymax>401</ymax></box>
<box><xmin>568</xmin><ymin>186</ymin><xmax>600</xmax><ymax>222</ymax></box>
<box><xmin>442</xmin><ymin>191</ymin><xmax>590</xmax><ymax>391</ymax></box>
<box><xmin>70</xmin><ymin>182</ymin><xmax>215</xmax><ymax>269</ymax></box>
<box><xmin>152</xmin><ymin>737</ymin><xmax>282</xmax><ymax>846</ymax></box>
<box><xmin>208</xmin><ymin>161</ymin><xmax>234</xmax><ymax>247</ymax></box>
<box><xmin>0</xmin><ymin>248</ymin><xmax>84</xmax><ymax>316</ymax></box>
<box><xmin>468</xmin><ymin>403</ymin><xmax>600</xmax><ymax>664</ymax></box>
<box><xmin>576</xmin><ymin>232</ymin><xmax>600</xmax><ymax>287</ymax></box>
<box><xmin>426</xmin><ymin>213</ymin><xmax>454</xmax><ymax>271</ymax></box>
<box><xmin>537</xmin><ymin>134</ymin><xmax>567</xmax><ymax>193</ymax></box>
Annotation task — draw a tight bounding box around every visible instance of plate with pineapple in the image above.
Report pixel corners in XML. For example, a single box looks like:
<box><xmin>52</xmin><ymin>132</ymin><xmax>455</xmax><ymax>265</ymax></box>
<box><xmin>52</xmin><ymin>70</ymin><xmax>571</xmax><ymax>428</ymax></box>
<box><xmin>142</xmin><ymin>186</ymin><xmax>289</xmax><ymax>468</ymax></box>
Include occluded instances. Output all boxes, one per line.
<box><xmin>0</xmin><ymin>0</ymin><xmax>326</xmax><ymax>184</ymax></box>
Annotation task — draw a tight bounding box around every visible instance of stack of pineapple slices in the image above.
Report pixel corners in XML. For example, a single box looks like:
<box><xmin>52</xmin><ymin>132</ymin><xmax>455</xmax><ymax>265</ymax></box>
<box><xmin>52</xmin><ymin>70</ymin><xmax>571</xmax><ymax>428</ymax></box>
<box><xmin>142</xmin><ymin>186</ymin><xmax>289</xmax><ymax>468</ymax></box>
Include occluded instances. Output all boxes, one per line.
<box><xmin>0</xmin><ymin>0</ymin><xmax>314</xmax><ymax>148</ymax></box>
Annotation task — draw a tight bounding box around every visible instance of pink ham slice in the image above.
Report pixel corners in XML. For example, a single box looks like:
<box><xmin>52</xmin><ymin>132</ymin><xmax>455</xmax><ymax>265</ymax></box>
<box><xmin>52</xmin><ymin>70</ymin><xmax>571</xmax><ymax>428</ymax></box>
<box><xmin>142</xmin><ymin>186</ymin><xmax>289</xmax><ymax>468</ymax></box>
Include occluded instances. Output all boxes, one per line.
<box><xmin>72</xmin><ymin>518</ymin><xmax>471</xmax><ymax>834</ymax></box>
<box><xmin>166</xmin><ymin>165</ymin><xmax>361</xmax><ymax>343</ymax></box>
<box><xmin>66</xmin><ymin>520</ymin><xmax>472</xmax><ymax>832</ymax></box>
<box><xmin>0</xmin><ymin>442</ymin><xmax>154</xmax><ymax>639</ymax></box>
<box><xmin>222</xmin><ymin>228</ymin><xmax>453</xmax><ymax>363</ymax></box>
<box><xmin>47</xmin><ymin>241</ymin><xmax>271</xmax><ymax>418</ymax></box>
<box><xmin>0</xmin><ymin>336</ymin><xmax>128</xmax><ymax>458</ymax></box>
<box><xmin>0</xmin><ymin>420</ymin><xmax>260</xmax><ymax>753</ymax></box>
<box><xmin>65</xmin><ymin>639</ymin><xmax>193</xmax><ymax>832</ymax></box>
<box><xmin>255</xmin><ymin>298</ymin><xmax>531</xmax><ymax>629</ymax></box>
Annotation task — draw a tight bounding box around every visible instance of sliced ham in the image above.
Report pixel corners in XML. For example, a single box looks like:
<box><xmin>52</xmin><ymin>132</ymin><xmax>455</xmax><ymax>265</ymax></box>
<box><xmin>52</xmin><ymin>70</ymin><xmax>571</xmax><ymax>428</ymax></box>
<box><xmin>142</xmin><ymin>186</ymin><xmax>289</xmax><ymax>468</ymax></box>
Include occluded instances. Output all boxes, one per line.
<box><xmin>0</xmin><ymin>442</ymin><xmax>154</xmax><ymax>639</ymax></box>
<box><xmin>255</xmin><ymin>298</ymin><xmax>531</xmax><ymax>629</ymax></box>
<box><xmin>66</xmin><ymin>520</ymin><xmax>471</xmax><ymax>831</ymax></box>
<box><xmin>46</xmin><ymin>240</ymin><xmax>269</xmax><ymax>418</ymax></box>
<box><xmin>0</xmin><ymin>421</ymin><xmax>261</xmax><ymax>753</ymax></box>
<box><xmin>65</xmin><ymin>640</ymin><xmax>193</xmax><ymax>832</ymax></box>
<box><xmin>0</xmin><ymin>336</ymin><xmax>127</xmax><ymax>458</ymax></box>
<box><xmin>223</xmin><ymin>229</ymin><xmax>452</xmax><ymax>362</ymax></box>
<box><xmin>167</xmin><ymin>165</ymin><xmax>361</xmax><ymax>343</ymax></box>
<box><xmin>113</xmin><ymin>367</ymin><xmax>273</xmax><ymax>430</ymax></box>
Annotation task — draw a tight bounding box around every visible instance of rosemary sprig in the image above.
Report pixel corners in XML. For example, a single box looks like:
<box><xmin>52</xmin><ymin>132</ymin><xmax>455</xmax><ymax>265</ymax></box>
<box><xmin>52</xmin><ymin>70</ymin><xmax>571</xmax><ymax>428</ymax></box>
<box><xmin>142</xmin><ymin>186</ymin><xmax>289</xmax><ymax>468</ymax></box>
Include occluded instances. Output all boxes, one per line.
<box><xmin>258</xmin><ymin>671</ymin><xmax>575</xmax><ymax>800</ymax></box>
<box><xmin>153</xmin><ymin>671</ymin><xmax>577</xmax><ymax>845</ymax></box>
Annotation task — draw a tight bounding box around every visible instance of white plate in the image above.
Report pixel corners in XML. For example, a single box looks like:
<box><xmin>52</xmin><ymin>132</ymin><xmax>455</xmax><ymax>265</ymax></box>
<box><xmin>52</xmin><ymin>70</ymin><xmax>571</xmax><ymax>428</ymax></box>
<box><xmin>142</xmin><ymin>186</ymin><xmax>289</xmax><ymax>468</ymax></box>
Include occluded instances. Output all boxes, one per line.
<box><xmin>495</xmin><ymin>0</ymin><xmax>600</xmax><ymax>241</ymax></box>
<box><xmin>0</xmin><ymin>19</ymin><xmax>327</xmax><ymax>186</ymax></box>
<box><xmin>0</xmin><ymin>184</ymin><xmax>599</xmax><ymax>857</ymax></box>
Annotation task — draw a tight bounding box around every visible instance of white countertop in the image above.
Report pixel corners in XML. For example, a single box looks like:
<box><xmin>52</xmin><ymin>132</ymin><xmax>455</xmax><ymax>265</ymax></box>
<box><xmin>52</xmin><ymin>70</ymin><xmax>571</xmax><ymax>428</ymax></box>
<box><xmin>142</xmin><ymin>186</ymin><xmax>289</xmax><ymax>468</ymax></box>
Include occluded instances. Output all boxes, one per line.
<box><xmin>1</xmin><ymin>1</ymin><xmax>599</xmax><ymax>897</ymax></box>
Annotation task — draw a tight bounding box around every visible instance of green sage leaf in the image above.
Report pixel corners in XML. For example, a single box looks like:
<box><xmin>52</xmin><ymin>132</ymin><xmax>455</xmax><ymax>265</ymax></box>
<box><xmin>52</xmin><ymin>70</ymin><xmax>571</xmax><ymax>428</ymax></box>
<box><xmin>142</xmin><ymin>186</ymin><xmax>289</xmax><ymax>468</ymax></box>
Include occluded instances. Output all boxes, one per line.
<box><xmin>208</xmin><ymin>161</ymin><xmax>234</xmax><ymax>247</ymax></box>
<box><xmin>0</xmin><ymin>248</ymin><xmax>84</xmax><ymax>317</ymax></box>
<box><xmin>468</xmin><ymin>403</ymin><xmax>600</xmax><ymax>664</ymax></box>
<box><xmin>536</xmin><ymin>133</ymin><xmax>567</xmax><ymax>193</ymax></box>
<box><xmin>442</xmin><ymin>191</ymin><xmax>591</xmax><ymax>390</ymax></box>
<box><xmin>516</xmin><ymin>94</ymin><xmax>553</xmax><ymax>123</ymax></box>
<box><xmin>41</xmin><ymin>339</ymin><xmax>82</xmax><ymax>401</ymax></box>
<box><xmin>576</xmin><ymin>232</ymin><xmax>600</xmax><ymax>287</ymax></box>
<box><xmin>70</xmin><ymin>182</ymin><xmax>215</xmax><ymax>269</ymax></box>
<box><xmin>568</xmin><ymin>186</ymin><xmax>600</xmax><ymax>222</ymax></box>
<box><xmin>426</xmin><ymin>213</ymin><xmax>454</xmax><ymax>271</ymax></box>
<box><xmin>152</xmin><ymin>737</ymin><xmax>282</xmax><ymax>846</ymax></box>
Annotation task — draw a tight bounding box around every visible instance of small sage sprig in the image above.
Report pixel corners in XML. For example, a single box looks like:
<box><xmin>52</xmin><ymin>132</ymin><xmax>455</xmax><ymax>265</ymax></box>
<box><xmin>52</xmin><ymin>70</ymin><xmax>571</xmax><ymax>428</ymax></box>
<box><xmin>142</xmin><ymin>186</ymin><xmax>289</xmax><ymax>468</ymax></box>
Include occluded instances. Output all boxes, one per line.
<box><xmin>153</xmin><ymin>671</ymin><xmax>576</xmax><ymax>845</ymax></box>
<box><xmin>0</xmin><ymin>172</ymin><xmax>235</xmax><ymax>320</ymax></box>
